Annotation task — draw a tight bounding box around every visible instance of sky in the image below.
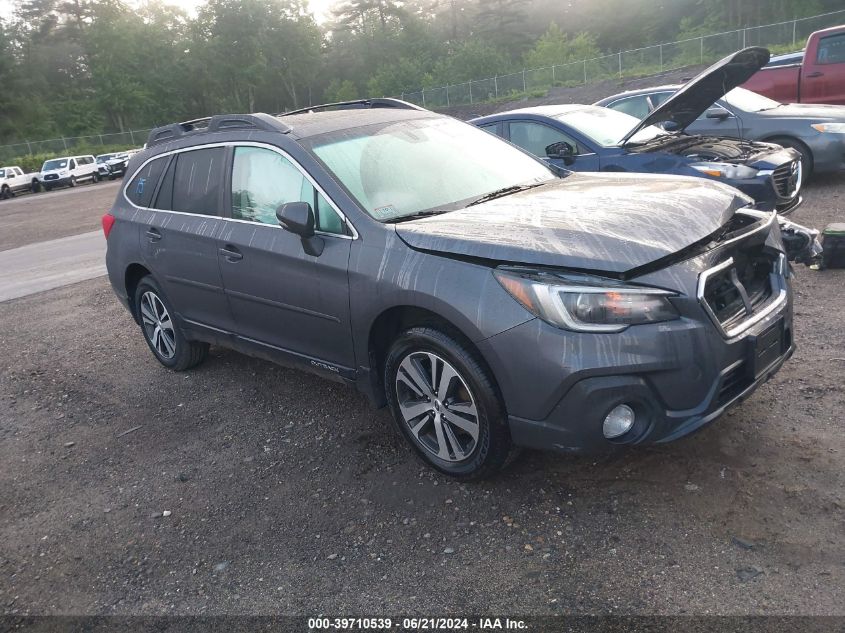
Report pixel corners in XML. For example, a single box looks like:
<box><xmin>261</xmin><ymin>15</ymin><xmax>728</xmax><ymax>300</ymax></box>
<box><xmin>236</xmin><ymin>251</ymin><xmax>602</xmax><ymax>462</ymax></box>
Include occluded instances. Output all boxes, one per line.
<box><xmin>0</xmin><ymin>0</ymin><xmax>336</xmax><ymax>23</ymax></box>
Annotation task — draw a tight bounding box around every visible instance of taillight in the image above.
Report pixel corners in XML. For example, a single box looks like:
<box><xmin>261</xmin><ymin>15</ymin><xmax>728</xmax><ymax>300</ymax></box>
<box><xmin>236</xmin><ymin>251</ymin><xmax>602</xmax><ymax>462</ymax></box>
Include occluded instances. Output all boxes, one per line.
<box><xmin>101</xmin><ymin>213</ymin><xmax>116</xmax><ymax>239</ymax></box>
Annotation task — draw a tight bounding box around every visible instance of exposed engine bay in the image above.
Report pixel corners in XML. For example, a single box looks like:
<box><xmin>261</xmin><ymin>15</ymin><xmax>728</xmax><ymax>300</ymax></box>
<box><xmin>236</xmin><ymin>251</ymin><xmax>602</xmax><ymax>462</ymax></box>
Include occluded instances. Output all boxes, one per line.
<box><xmin>629</xmin><ymin>134</ymin><xmax>782</xmax><ymax>163</ymax></box>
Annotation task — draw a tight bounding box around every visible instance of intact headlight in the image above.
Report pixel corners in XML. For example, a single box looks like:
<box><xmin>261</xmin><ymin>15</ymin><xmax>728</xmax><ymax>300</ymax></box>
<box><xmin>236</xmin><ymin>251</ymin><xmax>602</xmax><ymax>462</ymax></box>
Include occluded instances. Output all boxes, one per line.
<box><xmin>690</xmin><ymin>162</ymin><xmax>759</xmax><ymax>179</ymax></box>
<box><xmin>494</xmin><ymin>268</ymin><xmax>680</xmax><ymax>333</ymax></box>
<box><xmin>811</xmin><ymin>123</ymin><xmax>845</xmax><ymax>134</ymax></box>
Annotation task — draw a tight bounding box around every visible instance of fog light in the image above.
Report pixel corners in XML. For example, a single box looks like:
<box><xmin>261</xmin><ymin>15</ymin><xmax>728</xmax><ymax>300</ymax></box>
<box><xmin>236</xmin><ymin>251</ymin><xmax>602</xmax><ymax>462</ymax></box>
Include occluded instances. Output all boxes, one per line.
<box><xmin>603</xmin><ymin>404</ymin><xmax>635</xmax><ymax>439</ymax></box>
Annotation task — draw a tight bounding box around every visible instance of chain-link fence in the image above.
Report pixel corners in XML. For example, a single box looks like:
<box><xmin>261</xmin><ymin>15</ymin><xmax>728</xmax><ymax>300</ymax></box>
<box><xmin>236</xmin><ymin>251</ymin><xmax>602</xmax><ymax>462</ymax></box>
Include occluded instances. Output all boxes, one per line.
<box><xmin>3</xmin><ymin>8</ymin><xmax>845</xmax><ymax>162</ymax></box>
<box><xmin>398</xmin><ymin>8</ymin><xmax>845</xmax><ymax>108</ymax></box>
<box><xmin>0</xmin><ymin>129</ymin><xmax>152</xmax><ymax>164</ymax></box>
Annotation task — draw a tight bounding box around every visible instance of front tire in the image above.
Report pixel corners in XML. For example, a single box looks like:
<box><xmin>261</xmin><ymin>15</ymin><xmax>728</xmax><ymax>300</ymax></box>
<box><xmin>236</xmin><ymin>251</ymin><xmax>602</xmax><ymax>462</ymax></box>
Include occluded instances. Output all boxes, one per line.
<box><xmin>68</xmin><ymin>176</ymin><xmax>77</xmax><ymax>188</ymax></box>
<box><xmin>134</xmin><ymin>276</ymin><xmax>208</xmax><ymax>371</ymax></box>
<box><xmin>1</xmin><ymin>185</ymin><xmax>10</xmax><ymax>199</ymax></box>
<box><xmin>384</xmin><ymin>327</ymin><xmax>515</xmax><ymax>479</ymax></box>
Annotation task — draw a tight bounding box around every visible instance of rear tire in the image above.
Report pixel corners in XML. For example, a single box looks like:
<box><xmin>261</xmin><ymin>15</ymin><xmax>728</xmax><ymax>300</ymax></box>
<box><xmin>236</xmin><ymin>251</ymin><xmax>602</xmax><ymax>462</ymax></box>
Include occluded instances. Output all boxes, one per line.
<box><xmin>769</xmin><ymin>136</ymin><xmax>812</xmax><ymax>184</ymax></box>
<box><xmin>384</xmin><ymin>326</ymin><xmax>515</xmax><ymax>480</ymax></box>
<box><xmin>134</xmin><ymin>276</ymin><xmax>209</xmax><ymax>371</ymax></box>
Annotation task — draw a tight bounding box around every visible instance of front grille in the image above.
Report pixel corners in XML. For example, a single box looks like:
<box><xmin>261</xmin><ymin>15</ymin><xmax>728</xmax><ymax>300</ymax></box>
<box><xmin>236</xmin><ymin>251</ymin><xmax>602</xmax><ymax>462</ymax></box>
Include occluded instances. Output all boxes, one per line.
<box><xmin>699</xmin><ymin>245</ymin><xmax>785</xmax><ymax>338</ymax></box>
<box><xmin>44</xmin><ymin>174</ymin><xmax>58</xmax><ymax>181</ymax></box>
<box><xmin>772</xmin><ymin>160</ymin><xmax>799</xmax><ymax>198</ymax></box>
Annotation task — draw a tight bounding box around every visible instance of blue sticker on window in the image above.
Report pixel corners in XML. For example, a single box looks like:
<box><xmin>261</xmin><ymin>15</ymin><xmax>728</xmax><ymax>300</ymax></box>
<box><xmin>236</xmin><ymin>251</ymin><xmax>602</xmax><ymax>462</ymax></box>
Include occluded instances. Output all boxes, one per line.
<box><xmin>136</xmin><ymin>177</ymin><xmax>146</xmax><ymax>195</ymax></box>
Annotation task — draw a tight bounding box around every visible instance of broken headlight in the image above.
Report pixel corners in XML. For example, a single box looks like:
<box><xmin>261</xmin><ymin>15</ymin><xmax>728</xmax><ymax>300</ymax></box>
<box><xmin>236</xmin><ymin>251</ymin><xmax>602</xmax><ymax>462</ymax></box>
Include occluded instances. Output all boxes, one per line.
<box><xmin>690</xmin><ymin>162</ymin><xmax>758</xmax><ymax>180</ymax></box>
<box><xmin>494</xmin><ymin>269</ymin><xmax>679</xmax><ymax>333</ymax></box>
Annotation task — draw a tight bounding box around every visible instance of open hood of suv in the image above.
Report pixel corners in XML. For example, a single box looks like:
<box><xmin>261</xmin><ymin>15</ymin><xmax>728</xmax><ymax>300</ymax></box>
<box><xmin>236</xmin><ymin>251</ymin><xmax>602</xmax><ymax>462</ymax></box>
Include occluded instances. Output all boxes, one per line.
<box><xmin>394</xmin><ymin>173</ymin><xmax>751</xmax><ymax>275</ymax></box>
<box><xmin>620</xmin><ymin>47</ymin><xmax>770</xmax><ymax>145</ymax></box>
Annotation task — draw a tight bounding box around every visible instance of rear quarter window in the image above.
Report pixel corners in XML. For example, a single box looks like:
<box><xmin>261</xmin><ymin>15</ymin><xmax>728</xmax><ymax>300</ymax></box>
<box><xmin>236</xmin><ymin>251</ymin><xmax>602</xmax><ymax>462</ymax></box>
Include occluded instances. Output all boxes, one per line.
<box><xmin>126</xmin><ymin>157</ymin><xmax>167</xmax><ymax>208</ymax></box>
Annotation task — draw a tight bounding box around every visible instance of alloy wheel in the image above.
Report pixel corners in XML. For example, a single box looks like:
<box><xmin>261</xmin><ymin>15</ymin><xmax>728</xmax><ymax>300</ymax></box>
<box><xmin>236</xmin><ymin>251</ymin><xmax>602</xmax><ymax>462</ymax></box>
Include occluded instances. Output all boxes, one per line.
<box><xmin>394</xmin><ymin>351</ymin><xmax>480</xmax><ymax>462</ymax></box>
<box><xmin>140</xmin><ymin>291</ymin><xmax>177</xmax><ymax>359</ymax></box>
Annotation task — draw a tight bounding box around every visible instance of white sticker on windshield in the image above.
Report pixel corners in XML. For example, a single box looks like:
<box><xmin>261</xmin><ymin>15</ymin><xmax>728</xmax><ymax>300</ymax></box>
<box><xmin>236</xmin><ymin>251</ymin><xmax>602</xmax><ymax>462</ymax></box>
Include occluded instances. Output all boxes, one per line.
<box><xmin>372</xmin><ymin>204</ymin><xmax>403</xmax><ymax>220</ymax></box>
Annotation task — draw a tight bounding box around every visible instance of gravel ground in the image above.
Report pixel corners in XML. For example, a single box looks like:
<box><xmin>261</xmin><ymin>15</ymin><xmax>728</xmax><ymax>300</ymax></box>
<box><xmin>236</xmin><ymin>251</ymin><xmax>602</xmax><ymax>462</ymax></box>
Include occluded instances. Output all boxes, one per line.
<box><xmin>0</xmin><ymin>181</ymin><xmax>120</xmax><ymax>251</ymax></box>
<box><xmin>0</xmin><ymin>155</ymin><xmax>843</xmax><ymax>616</ymax></box>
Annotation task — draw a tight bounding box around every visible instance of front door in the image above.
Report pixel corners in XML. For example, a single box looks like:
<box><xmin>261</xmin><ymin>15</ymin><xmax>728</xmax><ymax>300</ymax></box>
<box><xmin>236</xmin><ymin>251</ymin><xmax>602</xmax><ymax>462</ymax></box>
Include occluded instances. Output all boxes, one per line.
<box><xmin>506</xmin><ymin>120</ymin><xmax>601</xmax><ymax>171</ymax></box>
<box><xmin>217</xmin><ymin>145</ymin><xmax>354</xmax><ymax>370</ymax></box>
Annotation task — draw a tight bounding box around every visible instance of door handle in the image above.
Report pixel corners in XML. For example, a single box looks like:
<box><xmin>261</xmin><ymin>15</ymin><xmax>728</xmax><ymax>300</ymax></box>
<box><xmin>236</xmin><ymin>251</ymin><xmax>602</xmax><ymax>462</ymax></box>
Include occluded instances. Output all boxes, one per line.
<box><xmin>219</xmin><ymin>245</ymin><xmax>243</xmax><ymax>262</ymax></box>
<box><xmin>805</xmin><ymin>71</ymin><xmax>824</xmax><ymax>78</ymax></box>
<box><xmin>146</xmin><ymin>227</ymin><xmax>162</xmax><ymax>242</ymax></box>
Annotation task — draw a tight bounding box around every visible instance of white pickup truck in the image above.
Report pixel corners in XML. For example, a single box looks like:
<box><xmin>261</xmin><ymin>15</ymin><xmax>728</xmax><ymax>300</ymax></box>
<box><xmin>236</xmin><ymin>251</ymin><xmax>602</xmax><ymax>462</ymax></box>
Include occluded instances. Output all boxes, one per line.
<box><xmin>0</xmin><ymin>166</ymin><xmax>40</xmax><ymax>198</ymax></box>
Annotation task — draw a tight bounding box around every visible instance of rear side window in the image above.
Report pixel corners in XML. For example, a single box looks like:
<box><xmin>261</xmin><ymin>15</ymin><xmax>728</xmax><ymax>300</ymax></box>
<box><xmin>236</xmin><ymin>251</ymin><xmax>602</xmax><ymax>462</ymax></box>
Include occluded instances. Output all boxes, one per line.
<box><xmin>156</xmin><ymin>148</ymin><xmax>225</xmax><ymax>214</ymax></box>
<box><xmin>817</xmin><ymin>33</ymin><xmax>845</xmax><ymax>64</ymax></box>
<box><xmin>126</xmin><ymin>157</ymin><xmax>167</xmax><ymax>207</ymax></box>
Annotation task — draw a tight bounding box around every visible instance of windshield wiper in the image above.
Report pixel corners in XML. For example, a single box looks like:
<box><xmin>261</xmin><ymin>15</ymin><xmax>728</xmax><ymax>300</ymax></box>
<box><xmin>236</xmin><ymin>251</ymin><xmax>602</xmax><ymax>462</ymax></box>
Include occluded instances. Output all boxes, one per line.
<box><xmin>465</xmin><ymin>182</ymin><xmax>545</xmax><ymax>207</ymax></box>
<box><xmin>382</xmin><ymin>209</ymin><xmax>451</xmax><ymax>224</ymax></box>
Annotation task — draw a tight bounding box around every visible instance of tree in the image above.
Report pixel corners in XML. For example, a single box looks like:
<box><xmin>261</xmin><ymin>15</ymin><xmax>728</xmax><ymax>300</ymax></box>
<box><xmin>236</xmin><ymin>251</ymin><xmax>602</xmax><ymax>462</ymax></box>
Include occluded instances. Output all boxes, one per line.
<box><xmin>523</xmin><ymin>24</ymin><xmax>600</xmax><ymax>69</ymax></box>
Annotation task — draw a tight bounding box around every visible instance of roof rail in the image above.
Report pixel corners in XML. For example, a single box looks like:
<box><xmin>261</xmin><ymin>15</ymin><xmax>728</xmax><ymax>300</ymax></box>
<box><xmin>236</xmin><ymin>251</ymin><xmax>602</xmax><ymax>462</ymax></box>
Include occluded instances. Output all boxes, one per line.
<box><xmin>145</xmin><ymin>113</ymin><xmax>290</xmax><ymax>148</ymax></box>
<box><xmin>280</xmin><ymin>98</ymin><xmax>427</xmax><ymax>117</ymax></box>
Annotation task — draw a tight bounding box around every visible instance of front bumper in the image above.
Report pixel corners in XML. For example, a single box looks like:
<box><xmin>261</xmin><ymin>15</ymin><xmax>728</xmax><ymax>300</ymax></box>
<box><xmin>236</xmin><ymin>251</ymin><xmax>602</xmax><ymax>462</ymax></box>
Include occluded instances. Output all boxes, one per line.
<box><xmin>477</xmin><ymin>225</ymin><xmax>793</xmax><ymax>454</ymax></box>
<box><xmin>42</xmin><ymin>176</ymin><xmax>72</xmax><ymax>187</ymax></box>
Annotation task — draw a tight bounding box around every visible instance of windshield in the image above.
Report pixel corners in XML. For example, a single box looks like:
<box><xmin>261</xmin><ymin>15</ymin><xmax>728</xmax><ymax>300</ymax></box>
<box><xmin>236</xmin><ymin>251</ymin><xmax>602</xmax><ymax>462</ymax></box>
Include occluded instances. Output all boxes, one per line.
<box><xmin>43</xmin><ymin>159</ymin><xmax>68</xmax><ymax>171</ymax></box>
<box><xmin>307</xmin><ymin>117</ymin><xmax>554</xmax><ymax>222</ymax></box>
<box><xmin>722</xmin><ymin>87</ymin><xmax>781</xmax><ymax>112</ymax></box>
<box><xmin>554</xmin><ymin>107</ymin><xmax>666</xmax><ymax>146</ymax></box>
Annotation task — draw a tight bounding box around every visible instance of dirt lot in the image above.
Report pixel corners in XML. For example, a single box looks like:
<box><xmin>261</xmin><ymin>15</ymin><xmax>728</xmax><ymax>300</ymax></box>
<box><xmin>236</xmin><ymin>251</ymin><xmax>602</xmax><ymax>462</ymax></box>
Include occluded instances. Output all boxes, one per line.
<box><xmin>0</xmin><ymin>177</ymin><xmax>844</xmax><ymax>616</ymax></box>
<box><xmin>0</xmin><ymin>181</ymin><xmax>120</xmax><ymax>251</ymax></box>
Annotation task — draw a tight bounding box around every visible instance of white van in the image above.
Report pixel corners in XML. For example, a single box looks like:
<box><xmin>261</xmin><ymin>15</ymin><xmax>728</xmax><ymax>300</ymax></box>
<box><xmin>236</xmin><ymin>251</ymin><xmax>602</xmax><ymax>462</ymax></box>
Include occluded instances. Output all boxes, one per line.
<box><xmin>40</xmin><ymin>155</ymin><xmax>100</xmax><ymax>191</ymax></box>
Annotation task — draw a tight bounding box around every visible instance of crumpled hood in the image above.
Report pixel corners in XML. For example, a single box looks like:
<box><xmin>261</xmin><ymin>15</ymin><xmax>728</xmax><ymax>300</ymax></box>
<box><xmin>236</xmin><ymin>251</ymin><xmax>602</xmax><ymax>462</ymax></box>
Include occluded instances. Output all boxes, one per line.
<box><xmin>395</xmin><ymin>172</ymin><xmax>752</xmax><ymax>274</ymax></box>
<box><xmin>621</xmin><ymin>47</ymin><xmax>770</xmax><ymax>143</ymax></box>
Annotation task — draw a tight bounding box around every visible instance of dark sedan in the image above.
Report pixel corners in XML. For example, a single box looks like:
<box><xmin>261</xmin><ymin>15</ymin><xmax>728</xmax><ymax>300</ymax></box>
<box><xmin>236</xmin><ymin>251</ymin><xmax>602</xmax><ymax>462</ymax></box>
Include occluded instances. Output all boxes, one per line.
<box><xmin>471</xmin><ymin>48</ymin><xmax>803</xmax><ymax>213</ymax></box>
<box><xmin>471</xmin><ymin>104</ymin><xmax>801</xmax><ymax>213</ymax></box>
<box><xmin>595</xmin><ymin>85</ymin><xmax>845</xmax><ymax>182</ymax></box>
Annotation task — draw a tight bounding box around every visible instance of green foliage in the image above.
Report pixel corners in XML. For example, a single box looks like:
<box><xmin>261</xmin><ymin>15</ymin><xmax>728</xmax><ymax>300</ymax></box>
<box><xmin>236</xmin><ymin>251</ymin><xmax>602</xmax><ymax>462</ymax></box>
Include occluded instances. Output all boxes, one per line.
<box><xmin>323</xmin><ymin>79</ymin><xmax>359</xmax><ymax>102</ymax></box>
<box><xmin>523</xmin><ymin>25</ymin><xmax>600</xmax><ymax>69</ymax></box>
<box><xmin>431</xmin><ymin>39</ymin><xmax>511</xmax><ymax>84</ymax></box>
<box><xmin>1</xmin><ymin>0</ymin><xmax>843</xmax><ymax>144</ymax></box>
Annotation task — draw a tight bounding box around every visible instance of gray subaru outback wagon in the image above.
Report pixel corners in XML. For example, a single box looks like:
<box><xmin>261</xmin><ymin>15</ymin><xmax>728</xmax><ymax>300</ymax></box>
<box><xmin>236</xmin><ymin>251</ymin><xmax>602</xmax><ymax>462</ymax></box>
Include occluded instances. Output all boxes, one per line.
<box><xmin>104</xmin><ymin>99</ymin><xmax>798</xmax><ymax>479</ymax></box>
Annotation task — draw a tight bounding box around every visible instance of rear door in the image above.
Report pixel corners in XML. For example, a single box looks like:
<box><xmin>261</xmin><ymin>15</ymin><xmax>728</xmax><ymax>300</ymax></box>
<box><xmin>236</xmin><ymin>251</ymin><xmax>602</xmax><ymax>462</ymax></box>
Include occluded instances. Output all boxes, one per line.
<box><xmin>216</xmin><ymin>144</ymin><xmax>354</xmax><ymax>370</ymax></box>
<box><xmin>135</xmin><ymin>147</ymin><xmax>234</xmax><ymax>332</ymax></box>
<box><xmin>801</xmin><ymin>31</ymin><xmax>845</xmax><ymax>104</ymax></box>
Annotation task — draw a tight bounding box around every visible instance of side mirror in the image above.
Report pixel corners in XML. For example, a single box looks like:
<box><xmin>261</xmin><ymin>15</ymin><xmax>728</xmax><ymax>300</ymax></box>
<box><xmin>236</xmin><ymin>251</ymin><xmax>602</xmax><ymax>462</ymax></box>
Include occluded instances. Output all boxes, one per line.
<box><xmin>276</xmin><ymin>201</ymin><xmax>324</xmax><ymax>256</ymax></box>
<box><xmin>705</xmin><ymin>106</ymin><xmax>732</xmax><ymax>120</ymax></box>
<box><xmin>545</xmin><ymin>141</ymin><xmax>575</xmax><ymax>165</ymax></box>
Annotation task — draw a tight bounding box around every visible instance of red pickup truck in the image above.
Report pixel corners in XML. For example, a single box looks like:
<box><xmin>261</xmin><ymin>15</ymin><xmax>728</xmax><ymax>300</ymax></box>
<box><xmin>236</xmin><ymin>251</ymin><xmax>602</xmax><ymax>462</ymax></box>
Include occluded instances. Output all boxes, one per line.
<box><xmin>741</xmin><ymin>25</ymin><xmax>845</xmax><ymax>105</ymax></box>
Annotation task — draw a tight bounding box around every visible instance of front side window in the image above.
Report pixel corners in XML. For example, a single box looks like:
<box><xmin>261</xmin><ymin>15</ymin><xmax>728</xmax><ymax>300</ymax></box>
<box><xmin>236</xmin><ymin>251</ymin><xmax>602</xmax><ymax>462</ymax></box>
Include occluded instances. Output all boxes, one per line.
<box><xmin>508</xmin><ymin>121</ymin><xmax>581</xmax><ymax>156</ymax></box>
<box><xmin>231</xmin><ymin>146</ymin><xmax>345</xmax><ymax>234</ymax></box>
<box><xmin>307</xmin><ymin>117</ymin><xmax>553</xmax><ymax>222</ymax></box>
<box><xmin>817</xmin><ymin>33</ymin><xmax>845</xmax><ymax>64</ymax></box>
<box><xmin>126</xmin><ymin>156</ymin><xmax>167</xmax><ymax>207</ymax></box>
